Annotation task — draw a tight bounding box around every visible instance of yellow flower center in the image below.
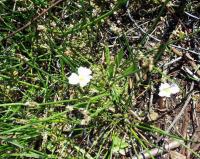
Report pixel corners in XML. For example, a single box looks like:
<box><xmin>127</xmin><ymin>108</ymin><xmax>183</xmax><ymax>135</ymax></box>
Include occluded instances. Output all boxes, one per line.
<box><xmin>163</xmin><ymin>87</ymin><xmax>171</xmax><ymax>94</ymax></box>
<box><xmin>79</xmin><ymin>75</ymin><xmax>85</xmax><ymax>82</ymax></box>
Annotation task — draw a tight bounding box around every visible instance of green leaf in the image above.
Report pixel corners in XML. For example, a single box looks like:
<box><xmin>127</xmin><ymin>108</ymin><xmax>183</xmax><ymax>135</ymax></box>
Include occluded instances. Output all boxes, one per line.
<box><xmin>123</xmin><ymin>64</ymin><xmax>137</xmax><ymax>77</ymax></box>
<box><xmin>115</xmin><ymin>49</ymin><xmax>124</xmax><ymax>68</ymax></box>
<box><xmin>107</xmin><ymin>63</ymin><xmax>115</xmax><ymax>79</ymax></box>
<box><xmin>9</xmin><ymin>152</ymin><xmax>42</xmax><ymax>158</ymax></box>
<box><xmin>105</xmin><ymin>46</ymin><xmax>111</xmax><ymax>65</ymax></box>
<box><xmin>112</xmin><ymin>134</ymin><xmax>128</xmax><ymax>154</ymax></box>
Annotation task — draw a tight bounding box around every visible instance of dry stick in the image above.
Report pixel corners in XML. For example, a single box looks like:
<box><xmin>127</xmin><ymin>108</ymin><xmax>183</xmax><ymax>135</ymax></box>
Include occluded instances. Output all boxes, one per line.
<box><xmin>5</xmin><ymin>0</ymin><xmax>64</xmax><ymax>39</ymax></box>
<box><xmin>127</xmin><ymin>9</ymin><xmax>200</xmax><ymax>56</ymax></box>
<box><xmin>157</xmin><ymin>82</ymin><xmax>194</xmax><ymax>144</ymax></box>
<box><xmin>166</xmin><ymin>82</ymin><xmax>194</xmax><ymax>132</ymax></box>
<box><xmin>188</xmin><ymin>60</ymin><xmax>200</xmax><ymax>77</ymax></box>
<box><xmin>180</xmin><ymin>107</ymin><xmax>190</xmax><ymax>156</ymax></box>
<box><xmin>128</xmin><ymin>8</ymin><xmax>200</xmax><ymax>77</ymax></box>
<box><xmin>189</xmin><ymin>127</ymin><xmax>200</xmax><ymax>157</ymax></box>
<box><xmin>134</xmin><ymin>83</ymin><xmax>194</xmax><ymax>159</ymax></box>
<box><xmin>172</xmin><ymin>45</ymin><xmax>200</xmax><ymax>56</ymax></box>
<box><xmin>132</xmin><ymin>140</ymin><xmax>184</xmax><ymax>159</ymax></box>
<box><xmin>172</xmin><ymin>47</ymin><xmax>200</xmax><ymax>77</ymax></box>
<box><xmin>184</xmin><ymin>11</ymin><xmax>200</xmax><ymax>20</ymax></box>
<box><xmin>149</xmin><ymin>85</ymin><xmax>154</xmax><ymax>110</ymax></box>
<box><xmin>182</xmin><ymin>66</ymin><xmax>200</xmax><ymax>82</ymax></box>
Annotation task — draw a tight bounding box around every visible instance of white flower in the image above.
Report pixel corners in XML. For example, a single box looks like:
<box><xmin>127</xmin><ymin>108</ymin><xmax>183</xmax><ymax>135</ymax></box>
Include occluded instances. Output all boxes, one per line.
<box><xmin>37</xmin><ymin>25</ymin><xmax>46</xmax><ymax>32</ymax></box>
<box><xmin>158</xmin><ymin>83</ymin><xmax>180</xmax><ymax>97</ymax></box>
<box><xmin>68</xmin><ymin>67</ymin><xmax>92</xmax><ymax>87</ymax></box>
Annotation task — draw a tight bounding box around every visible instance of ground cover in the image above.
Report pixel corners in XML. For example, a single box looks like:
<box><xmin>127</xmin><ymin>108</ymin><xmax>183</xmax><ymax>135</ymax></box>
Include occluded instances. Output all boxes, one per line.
<box><xmin>0</xmin><ymin>0</ymin><xmax>200</xmax><ymax>158</ymax></box>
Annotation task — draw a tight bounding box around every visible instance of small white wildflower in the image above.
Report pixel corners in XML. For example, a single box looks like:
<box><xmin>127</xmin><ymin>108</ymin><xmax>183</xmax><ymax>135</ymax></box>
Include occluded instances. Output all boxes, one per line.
<box><xmin>50</xmin><ymin>22</ymin><xmax>56</xmax><ymax>28</ymax></box>
<box><xmin>68</xmin><ymin>67</ymin><xmax>92</xmax><ymax>87</ymax></box>
<box><xmin>24</xmin><ymin>101</ymin><xmax>38</xmax><ymax>107</ymax></box>
<box><xmin>158</xmin><ymin>83</ymin><xmax>180</xmax><ymax>97</ymax></box>
<box><xmin>37</xmin><ymin>25</ymin><xmax>46</xmax><ymax>32</ymax></box>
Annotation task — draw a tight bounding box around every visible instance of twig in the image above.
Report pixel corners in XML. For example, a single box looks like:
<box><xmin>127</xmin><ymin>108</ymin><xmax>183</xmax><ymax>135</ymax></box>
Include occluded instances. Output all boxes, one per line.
<box><xmin>127</xmin><ymin>9</ymin><xmax>200</xmax><ymax>56</ymax></box>
<box><xmin>127</xmin><ymin>9</ymin><xmax>161</xmax><ymax>42</ymax></box>
<box><xmin>188</xmin><ymin>60</ymin><xmax>200</xmax><ymax>77</ymax></box>
<box><xmin>172</xmin><ymin>47</ymin><xmax>200</xmax><ymax>78</ymax></box>
<box><xmin>189</xmin><ymin>127</ymin><xmax>200</xmax><ymax>158</ymax></box>
<box><xmin>13</xmin><ymin>0</ymin><xmax>17</xmax><ymax>12</ymax></box>
<box><xmin>129</xmin><ymin>110</ymin><xmax>142</xmax><ymax>121</ymax></box>
<box><xmin>180</xmin><ymin>107</ymin><xmax>190</xmax><ymax>156</ymax></box>
<box><xmin>184</xmin><ymin>11</ymin><xmax>200</xmax><ymax>20</ymax></box>
<box><xmin>166</xmin><ymin>82</ymin><xmax>194</xmax><ymax>133</ymax></box>
<box><xmin>163</xmin><ymin>57</ymin><xmax>182</xmax><ymax>67</ymax></box>
<box><xmin>182</xmin><ymin>66</ymin><xmax>200</xmax><ymax>82</ymax></box>
<box><xmin>172</xmin><ymin>45</ymin><xmax>200</xmax><ymax>56</ymax></box>
<box><xmin>156</xmin><ymin>82</ymin><xmax>194</xmax><ymax>144</ymax></box>
<box><xmin>4</xmin><ymin>0</ymin><xmax>64</xmax><ymax>39</ymax></box>
<box><xmin>149</xmin><ymin>85</ymin><xmax>154</xmax><ymax>110</ymax></box>
<box><xmin>132</xmin><ymin>140</ymin><xmax>184</xmax><ymax>159</ymax></box>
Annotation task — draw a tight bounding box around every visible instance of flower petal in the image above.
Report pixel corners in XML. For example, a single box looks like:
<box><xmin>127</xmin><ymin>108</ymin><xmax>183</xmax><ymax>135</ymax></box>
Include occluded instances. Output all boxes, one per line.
<box><xmin>170</xmin><ymin>84</ymin><xmax>180</xmax><ymax>94</ymax></box>
<box><xmin>79</xmin><ymin>75</ymin><xmax>92</xmax><ymax>87</ymax></box>
<box><xmin>158</xmin><ymin>91</ymin><xmax>171</xmax><ymax>97</ymax></box>
<box><xmin>79</xmin><ymin>81</ymin><xmax>88</xmax><ymax>87</ymax></box>
<box><xmin>68</xmin><ymin>73</ymin><xmax>79</xmax><ymax>85</ymax></box>
<box><xmin>159</xmin><ymin>83</ymin><xmax>171</xmax><ymax>97</ymax></box>
<box><xmin>159</xmin><ymin>83</ymin><xmax>171</xmax><ymax>91</ymax></box>
<box><xmin>78</xmin><ymin>67</ymin><xmax>92</xmax><ymax>76</ymax></box>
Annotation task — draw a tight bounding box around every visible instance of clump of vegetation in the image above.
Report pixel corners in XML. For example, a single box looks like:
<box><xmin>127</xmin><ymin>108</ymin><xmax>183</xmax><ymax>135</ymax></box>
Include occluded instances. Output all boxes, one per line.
<box><xmin>0</xmin><ymin>0</ymin><xmax>200</xmax><ymax>158</ymax></box>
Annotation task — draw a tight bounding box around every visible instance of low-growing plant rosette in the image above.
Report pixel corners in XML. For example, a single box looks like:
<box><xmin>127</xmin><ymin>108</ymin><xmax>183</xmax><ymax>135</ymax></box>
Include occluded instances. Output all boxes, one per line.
<box><xmin>68</xmin><ymin>67</ymin><xmax>92</xmax><ymax>87</ymax></box>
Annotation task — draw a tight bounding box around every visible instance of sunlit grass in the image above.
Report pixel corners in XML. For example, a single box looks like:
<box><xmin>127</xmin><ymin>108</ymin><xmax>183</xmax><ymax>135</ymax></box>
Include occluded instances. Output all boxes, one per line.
<box><xmin>0</xmin><ymin>0</ymin><xmax>199</xmax><ymax>158</ymax></box>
